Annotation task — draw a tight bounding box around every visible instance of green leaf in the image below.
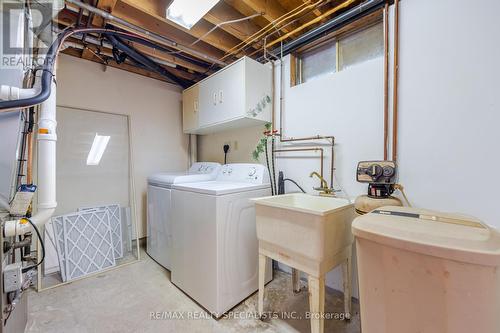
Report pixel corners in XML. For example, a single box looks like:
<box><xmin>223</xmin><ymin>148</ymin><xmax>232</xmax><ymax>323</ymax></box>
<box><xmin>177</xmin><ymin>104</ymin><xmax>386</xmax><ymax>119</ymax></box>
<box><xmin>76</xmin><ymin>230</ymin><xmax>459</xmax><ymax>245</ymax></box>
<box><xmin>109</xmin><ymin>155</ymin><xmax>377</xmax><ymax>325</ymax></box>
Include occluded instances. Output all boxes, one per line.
<box><xmin>252</xmin><ymin>150</ymin><xmax>260</xmax><ymax>161</ymax></box>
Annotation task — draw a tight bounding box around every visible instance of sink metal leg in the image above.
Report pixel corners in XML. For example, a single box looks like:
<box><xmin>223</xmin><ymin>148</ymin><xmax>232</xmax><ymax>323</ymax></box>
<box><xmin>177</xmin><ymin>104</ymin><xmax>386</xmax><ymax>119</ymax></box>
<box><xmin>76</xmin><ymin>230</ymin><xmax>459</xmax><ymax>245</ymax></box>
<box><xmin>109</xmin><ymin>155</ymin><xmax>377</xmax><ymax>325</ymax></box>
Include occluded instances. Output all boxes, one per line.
<box><xmin>258</xmin><ymin>253</ymin><xmax>266</xmax><ymax>318</ymax></box>
<box><xmin>292</xmin><ymin>268</ymin><xmax>301</xmax><ymax>293</ymax></box>
<box><xmin>342</xmin><ymin>257</ymin><xmax>352</xmax><ymax>320</ymax></box>
<box><xmin>308</xmin><ymin>275</ymin><xmax>325</xmax><ymax>333</ymax></box>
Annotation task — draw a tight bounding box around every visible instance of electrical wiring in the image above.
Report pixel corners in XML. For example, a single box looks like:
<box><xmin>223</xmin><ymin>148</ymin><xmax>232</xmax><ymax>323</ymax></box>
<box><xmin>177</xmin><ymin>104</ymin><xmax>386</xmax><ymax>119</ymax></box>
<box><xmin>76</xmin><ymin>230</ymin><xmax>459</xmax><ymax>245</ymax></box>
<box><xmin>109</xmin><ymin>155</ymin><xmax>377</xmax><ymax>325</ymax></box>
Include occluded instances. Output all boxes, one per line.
<box><xmin>220</xmin><ymin>0</ymin><xmax>327</xmax><ymax>61</ymax></box>
<box><xmin>221</xmin><ymin>1</ymin><xmax>318</xmax><ymax>59</ymax></box>
<box><xmin>246</xmin><ymin>0</ymin><xmax>334</xmax><ymax>58</ymax></box>
<box><xmin>21</xmin><ymin>218</ymin><xmax>45</xmax><ymax>273</ymax></box>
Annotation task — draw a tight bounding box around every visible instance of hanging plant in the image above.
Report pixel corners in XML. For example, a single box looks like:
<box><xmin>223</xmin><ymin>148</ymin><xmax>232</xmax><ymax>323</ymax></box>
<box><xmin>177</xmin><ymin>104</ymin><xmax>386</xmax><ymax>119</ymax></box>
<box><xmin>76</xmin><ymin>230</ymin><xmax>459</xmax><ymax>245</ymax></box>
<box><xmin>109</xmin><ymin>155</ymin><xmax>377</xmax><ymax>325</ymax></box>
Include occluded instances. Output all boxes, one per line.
<box><xmin>252</xmin><ymin>122</ymin><xmax>272</xmax><ymax>161</ymax></box>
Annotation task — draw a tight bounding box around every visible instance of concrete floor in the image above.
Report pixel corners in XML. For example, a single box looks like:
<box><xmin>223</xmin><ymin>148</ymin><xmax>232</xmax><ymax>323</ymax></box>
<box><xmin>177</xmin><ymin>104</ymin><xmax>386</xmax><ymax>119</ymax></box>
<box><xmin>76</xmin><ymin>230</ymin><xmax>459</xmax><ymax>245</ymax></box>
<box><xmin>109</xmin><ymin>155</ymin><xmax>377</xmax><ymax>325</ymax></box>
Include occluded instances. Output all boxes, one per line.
<box><xmin>26</xmin><ymin>251</ymin><xmax>360</xmax><ymax>333</ymax></box>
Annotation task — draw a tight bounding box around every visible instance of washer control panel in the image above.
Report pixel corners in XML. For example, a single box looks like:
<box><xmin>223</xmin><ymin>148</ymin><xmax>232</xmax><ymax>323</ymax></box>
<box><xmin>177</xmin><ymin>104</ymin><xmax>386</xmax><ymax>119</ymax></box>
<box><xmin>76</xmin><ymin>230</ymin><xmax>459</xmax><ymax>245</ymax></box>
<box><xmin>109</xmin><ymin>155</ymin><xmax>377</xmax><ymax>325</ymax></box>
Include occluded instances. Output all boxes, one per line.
<box><xmin>217</xmin><ymin>164</ymin><xmax>269</xmax><ymax>184</ymax></box>
<box><xmin>189</xmin><ymin>162</ymin><xmax>221</xmax><ymax>175</ymax></box>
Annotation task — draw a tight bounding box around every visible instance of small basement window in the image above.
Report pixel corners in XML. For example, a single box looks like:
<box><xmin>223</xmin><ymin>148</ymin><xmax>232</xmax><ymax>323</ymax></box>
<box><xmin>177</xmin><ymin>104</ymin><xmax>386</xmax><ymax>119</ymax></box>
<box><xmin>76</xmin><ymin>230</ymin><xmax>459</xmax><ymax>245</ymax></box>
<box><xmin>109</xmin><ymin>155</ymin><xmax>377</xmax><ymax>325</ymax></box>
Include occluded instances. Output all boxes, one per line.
<box><xmin>292</xmin><ymin>19</ymin><xmax>383</xmax><ymax>86</ymax></box>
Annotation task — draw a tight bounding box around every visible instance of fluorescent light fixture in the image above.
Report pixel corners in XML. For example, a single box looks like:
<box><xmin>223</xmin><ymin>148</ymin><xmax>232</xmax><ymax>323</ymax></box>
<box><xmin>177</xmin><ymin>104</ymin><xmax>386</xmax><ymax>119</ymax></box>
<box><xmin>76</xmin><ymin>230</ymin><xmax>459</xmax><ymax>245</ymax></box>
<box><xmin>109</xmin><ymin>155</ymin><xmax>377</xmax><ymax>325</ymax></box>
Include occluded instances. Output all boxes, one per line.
<box><xmin>166</xmin><ymin>0</ymin><xmax>220</xmax><ymax>30</ymax></box>
<box><xmin>86</xmin><ymin>133</ymin><xmax>110</xmax><ymax>166</ymax></box>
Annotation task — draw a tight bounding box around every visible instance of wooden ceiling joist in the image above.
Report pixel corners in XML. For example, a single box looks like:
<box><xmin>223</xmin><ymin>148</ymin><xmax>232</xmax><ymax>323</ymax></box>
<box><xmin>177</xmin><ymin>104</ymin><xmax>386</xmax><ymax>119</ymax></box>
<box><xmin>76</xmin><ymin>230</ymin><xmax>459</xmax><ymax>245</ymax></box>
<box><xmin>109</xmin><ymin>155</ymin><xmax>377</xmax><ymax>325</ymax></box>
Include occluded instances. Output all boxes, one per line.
<box><xmin>91</xmin><ymin>0</ymin><xmax>118</xmax><ymax>26</ymax></box>
<box><xmin>62</xmin><ymin>47</ymin><xmax>175</xmax><ymax>84</ymax></box>
<box><xmin>117</xmin><ymin>0</ymin><xmax>242</xmax><ymax>57</ymax></box>
<box><xmin>238</xmin><ymin>0</ymin><xmax>299</xmax><ymax>33</ymax></box>
<box><xmin>57</xmin><ymin>0</ymin><xmax>367</xmax><ymax>86</ymax></box>
<box><xmin>204</xmin><ymin>2</ymin><xmax>263</xmax><ymax>47</ymax></box>
<box><xmin>111</xmin><ymin>1</ymin><xmax>226</xmax><ymax>62</ymax></box>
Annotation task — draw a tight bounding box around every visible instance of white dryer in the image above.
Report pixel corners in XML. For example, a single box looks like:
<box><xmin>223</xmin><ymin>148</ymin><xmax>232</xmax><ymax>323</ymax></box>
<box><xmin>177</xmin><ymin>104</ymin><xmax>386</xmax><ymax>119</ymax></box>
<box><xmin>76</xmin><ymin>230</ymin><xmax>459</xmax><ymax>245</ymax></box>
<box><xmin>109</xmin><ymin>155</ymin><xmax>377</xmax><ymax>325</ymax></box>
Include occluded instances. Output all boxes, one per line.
<box><xmin>147</xmin><ymin>162</ymin><xmax>221</xmax><ymax>270</ymax></box>
<box><xmin>171</xmin><ymin>163</ymin><xmax>273</xmax><ymax>316</ymax></box>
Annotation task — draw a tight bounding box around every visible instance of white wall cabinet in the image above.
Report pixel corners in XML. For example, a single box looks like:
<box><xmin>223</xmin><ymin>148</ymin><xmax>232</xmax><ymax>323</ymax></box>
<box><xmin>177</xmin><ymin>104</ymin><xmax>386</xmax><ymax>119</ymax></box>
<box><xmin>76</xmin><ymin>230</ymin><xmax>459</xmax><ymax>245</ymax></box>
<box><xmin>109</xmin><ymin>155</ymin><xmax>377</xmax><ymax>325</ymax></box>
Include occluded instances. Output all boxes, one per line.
<box><xmin>182</xmin><ymin>57</ymin><xmax>272</xmax><ymax>134</ymax></box>
<box><xmin>182</xmin><ymin>84</ymin><xmax>199</xmax><ymax>132</ymax></box>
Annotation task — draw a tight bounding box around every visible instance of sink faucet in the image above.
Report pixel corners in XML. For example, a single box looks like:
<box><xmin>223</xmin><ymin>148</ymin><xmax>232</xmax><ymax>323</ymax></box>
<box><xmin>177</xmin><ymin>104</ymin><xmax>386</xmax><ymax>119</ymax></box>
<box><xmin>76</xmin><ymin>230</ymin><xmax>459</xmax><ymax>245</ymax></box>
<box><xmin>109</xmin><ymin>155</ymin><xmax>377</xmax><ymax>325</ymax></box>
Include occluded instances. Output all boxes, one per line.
<box><xmin>309</xmin><ymin>171</ymin><xmax>335</xmax><ymax>196</ymax></box>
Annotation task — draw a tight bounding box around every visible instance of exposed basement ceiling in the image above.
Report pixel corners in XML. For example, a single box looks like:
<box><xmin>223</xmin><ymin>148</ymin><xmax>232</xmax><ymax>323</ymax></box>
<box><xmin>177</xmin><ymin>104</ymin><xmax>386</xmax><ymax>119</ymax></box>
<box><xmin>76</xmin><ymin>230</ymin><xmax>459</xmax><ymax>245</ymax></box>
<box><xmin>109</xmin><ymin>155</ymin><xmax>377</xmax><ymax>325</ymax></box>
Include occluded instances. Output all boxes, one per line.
<box><xmin>55</xmin><ymin>0</ymin><xmax>367</xmax><ymax>86</ymax></box>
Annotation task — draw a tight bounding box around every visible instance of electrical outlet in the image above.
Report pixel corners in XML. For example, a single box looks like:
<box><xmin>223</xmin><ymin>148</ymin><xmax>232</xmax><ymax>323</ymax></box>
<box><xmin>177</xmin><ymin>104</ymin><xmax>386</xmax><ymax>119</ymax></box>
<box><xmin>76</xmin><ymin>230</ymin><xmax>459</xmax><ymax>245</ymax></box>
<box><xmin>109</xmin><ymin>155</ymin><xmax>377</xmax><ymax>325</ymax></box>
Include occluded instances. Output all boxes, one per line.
<box><xmin>233</xmin><ymin>141</ymin><xmax>238</xmax><ymax>150</ymax></box>
<box><xmin>4</xmin><ymin>262</ymin><xmax>23</xmax><ymax>293</ymax></box>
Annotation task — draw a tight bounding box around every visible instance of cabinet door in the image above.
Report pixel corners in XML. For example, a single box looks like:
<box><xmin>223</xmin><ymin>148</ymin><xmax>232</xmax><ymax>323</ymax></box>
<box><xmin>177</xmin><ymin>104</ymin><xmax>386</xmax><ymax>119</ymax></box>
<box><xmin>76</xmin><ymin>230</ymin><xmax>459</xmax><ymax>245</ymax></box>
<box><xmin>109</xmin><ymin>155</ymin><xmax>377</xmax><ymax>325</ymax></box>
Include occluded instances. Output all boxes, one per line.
<box><xmin>182</xmin><ymin>84</ymin><xmax>199</xmax><ymax>132</ymax></box>
<box><xmin>199</xmin><ymin>59</ymin><xmax>245</xmax><ymax>127</ymax></box>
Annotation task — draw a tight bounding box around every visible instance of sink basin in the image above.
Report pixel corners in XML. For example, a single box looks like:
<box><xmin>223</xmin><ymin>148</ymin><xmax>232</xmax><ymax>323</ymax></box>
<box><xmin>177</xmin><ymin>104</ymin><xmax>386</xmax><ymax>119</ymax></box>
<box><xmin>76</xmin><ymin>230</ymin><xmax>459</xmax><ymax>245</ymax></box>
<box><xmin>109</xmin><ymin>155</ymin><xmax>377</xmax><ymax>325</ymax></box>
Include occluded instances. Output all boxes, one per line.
<box><xmin>252</xmin><ymin>193</ymin><xmax>355</xmax><ymax>269</ymax></box>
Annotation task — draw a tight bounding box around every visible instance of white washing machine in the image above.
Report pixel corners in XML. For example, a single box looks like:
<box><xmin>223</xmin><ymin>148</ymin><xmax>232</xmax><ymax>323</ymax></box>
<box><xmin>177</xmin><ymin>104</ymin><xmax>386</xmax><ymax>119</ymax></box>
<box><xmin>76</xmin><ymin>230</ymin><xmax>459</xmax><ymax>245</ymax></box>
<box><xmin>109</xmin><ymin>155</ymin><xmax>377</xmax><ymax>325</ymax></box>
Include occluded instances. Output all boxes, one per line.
<box><xmin>147</xmin><ymin>162</ymin><xmax>221</xmax><ymax>270</ymax></box>
<box><xmin>171</xmin><ymin>163</ymin><xmax>273</xmax><ymax>316</ymax></box>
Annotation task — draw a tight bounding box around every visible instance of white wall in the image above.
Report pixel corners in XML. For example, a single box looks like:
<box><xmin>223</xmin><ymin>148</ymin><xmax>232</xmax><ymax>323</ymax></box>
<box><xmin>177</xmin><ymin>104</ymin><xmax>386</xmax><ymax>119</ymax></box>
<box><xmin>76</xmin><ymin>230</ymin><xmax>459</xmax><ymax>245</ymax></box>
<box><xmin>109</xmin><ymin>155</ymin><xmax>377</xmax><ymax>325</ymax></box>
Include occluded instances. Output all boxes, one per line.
<box><xmin>197</xmin><ymin>125</ymin><xmax>265</xmax><ymax>163</ymax></box>
<box><xmin>397</xmin><ymin>0</ymin><xmax>500</xmax><ymax>227</ymax></box>
<box><xmin>197</xmin><ymin>0</ymin><xmax>500</xmax><ymax>294</ymax></box>
<box><xmin>56</xmin><ymin>54</ymin><xmax>188</xmax><ymax>238</ymax></box>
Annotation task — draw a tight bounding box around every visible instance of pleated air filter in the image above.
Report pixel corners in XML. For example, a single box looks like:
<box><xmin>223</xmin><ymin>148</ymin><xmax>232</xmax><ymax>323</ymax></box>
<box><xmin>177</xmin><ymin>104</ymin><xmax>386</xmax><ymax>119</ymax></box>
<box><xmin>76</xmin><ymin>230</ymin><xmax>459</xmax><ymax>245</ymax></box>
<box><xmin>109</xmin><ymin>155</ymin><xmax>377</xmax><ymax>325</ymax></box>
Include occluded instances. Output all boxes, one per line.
<box><xmin>78</xmin><ymin>204</ymin><xmax>124</xmax><ymax>259</ymax></box>
<box><xmin>51</xmin><ymin>210</ymin><xmax>116</xmax><ymax>282</ymax></box>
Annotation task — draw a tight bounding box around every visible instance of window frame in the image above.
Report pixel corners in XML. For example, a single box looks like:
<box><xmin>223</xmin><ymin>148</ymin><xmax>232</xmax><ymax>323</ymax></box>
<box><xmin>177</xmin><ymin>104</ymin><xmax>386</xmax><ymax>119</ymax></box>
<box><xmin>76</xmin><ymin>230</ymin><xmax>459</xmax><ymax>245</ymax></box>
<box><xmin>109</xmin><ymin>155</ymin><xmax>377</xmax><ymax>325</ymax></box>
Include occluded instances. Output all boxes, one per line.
<box><xmin>290</xmin><ymin>10</ymin><xmax>383</xmax><ymax>87</ymax></box>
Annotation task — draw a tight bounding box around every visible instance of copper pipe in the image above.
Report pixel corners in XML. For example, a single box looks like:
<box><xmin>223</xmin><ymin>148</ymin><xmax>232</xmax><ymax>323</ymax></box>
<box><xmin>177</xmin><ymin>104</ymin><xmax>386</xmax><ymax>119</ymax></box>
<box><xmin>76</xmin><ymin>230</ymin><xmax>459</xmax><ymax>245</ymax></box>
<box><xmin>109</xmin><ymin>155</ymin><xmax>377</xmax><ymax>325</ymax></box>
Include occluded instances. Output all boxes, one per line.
<box><xmin>280</xmin><ymin>135</ymin><xmax>334</xmax><ymax>142</ymax></box>
<box><xmin>392</xmin><ymin>0</ymin><xmax>400</xmax><ymax>162</ymax></box>
<box><xmin>264</xmin><ymin>0</ymin><xmax>356</xmax><ymax>50</ymax></box>
<box><xmin>271</xmin><ymin>61</ymin><xmax>276</xmax><ymax>131</ymax></box>
<box><xmin>383</xmin><ymin>2</ymin><xmax>389</xmax><ymax>160</ymax></box>
<box><xmin>26</xmin><ymin>132</ymin><xmax>33</xmax><ymax>184</ymax></box>
<box><xmin>273</xmin><ymin>147</ymin><xmax>324</xmax><ymax>180</ymax></box>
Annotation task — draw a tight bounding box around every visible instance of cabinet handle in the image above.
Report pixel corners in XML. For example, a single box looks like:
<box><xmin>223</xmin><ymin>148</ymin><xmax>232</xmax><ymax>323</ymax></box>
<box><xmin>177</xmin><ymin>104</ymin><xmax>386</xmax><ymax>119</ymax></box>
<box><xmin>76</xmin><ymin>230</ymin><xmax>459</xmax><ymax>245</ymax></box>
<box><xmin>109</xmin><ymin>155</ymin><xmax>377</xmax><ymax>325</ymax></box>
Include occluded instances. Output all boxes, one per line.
<box><xmin>219</xmin><ymin>90</ymin><xmax>223</xmax><ymax>104</ymax></box>
<box><xmin>213</xmin><ymin>92</ymin><xmax>217</xmax><ymax>105</ymax></box>
<box><xmin>193</xmin><ymin>100</ymin><xmax>198</xmax><ymax>112</ymax></box>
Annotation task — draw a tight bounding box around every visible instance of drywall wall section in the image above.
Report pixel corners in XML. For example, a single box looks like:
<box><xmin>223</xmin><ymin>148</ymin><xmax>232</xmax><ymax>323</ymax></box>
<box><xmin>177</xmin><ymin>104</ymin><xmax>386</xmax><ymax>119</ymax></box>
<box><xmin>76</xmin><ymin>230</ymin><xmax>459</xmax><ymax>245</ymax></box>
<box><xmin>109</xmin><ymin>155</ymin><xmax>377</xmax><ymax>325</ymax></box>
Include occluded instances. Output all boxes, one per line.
<box><xmin>197</xmin><ymin>125</ymin><xmax>265</xmax><ymax>164</ymax></box>
<box><xmin>272</xmin><ymin>56</ymin><xmax>383</xmax><ymax>296</ymax></box>
<box><xmin>56</xmin><ymin>54</ymin><xmax>188</xmax><ymax>238</ymax></box>
<box><xmin>397</xmin><ymin>0</ymin><xmax>500</xmax><ymax>228</ymax></box>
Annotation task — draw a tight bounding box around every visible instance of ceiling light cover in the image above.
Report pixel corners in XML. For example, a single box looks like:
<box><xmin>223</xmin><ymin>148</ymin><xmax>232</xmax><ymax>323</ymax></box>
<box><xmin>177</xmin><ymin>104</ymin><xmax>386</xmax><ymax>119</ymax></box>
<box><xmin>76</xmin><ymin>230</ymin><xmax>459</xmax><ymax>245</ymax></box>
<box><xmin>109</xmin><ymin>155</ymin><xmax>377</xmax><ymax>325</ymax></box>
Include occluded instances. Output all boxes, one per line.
<box><xmin>87</xmin><ymin>133</ymin><xmax>110</xmax><ymax>166</ymax></box>
<box><xmin>166</xmin><ymin>0</ymin><xmax>220</xmax><ymax>30</ymax></box>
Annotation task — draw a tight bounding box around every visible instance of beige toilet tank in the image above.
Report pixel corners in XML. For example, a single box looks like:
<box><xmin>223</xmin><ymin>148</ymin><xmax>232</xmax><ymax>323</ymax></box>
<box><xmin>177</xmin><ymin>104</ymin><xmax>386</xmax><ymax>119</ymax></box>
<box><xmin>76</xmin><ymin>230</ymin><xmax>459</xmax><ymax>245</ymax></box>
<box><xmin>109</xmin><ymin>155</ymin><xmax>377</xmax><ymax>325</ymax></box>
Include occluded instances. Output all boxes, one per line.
<box><xmin>352</xmin><ymin>206</ymin><xmax>500</xmax><ymax>333</ymax></box>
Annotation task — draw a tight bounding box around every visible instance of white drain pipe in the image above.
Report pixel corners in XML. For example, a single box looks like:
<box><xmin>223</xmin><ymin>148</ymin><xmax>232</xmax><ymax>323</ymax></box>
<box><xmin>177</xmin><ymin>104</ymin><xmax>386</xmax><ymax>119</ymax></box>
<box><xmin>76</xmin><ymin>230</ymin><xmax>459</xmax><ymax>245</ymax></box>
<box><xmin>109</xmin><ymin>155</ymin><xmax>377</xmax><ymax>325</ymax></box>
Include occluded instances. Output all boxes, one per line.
<box><xmin>3</xmin><ymin>76</ymin><xmax>57</xmax><ymax>236</ymax></box>
<box><xmin>31</xmin><ymin>78</ymin><xmax>57</xmax><ymax>226</ymax></box>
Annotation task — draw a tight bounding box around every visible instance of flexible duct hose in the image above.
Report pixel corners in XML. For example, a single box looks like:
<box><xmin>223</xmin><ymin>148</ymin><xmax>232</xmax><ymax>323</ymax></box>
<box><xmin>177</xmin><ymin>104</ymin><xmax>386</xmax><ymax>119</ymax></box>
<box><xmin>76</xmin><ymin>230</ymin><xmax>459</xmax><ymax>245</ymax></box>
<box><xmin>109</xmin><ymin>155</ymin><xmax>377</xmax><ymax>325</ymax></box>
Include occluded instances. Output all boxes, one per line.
<box><xmin>105</xmin><ymin>34</ymin><xmax>190</xmax><ymax>88</ymax></box>
<box><xmin>0</xmin><ymin>28</ymin><xmax>189</xmax><ymax>111</ymax></box>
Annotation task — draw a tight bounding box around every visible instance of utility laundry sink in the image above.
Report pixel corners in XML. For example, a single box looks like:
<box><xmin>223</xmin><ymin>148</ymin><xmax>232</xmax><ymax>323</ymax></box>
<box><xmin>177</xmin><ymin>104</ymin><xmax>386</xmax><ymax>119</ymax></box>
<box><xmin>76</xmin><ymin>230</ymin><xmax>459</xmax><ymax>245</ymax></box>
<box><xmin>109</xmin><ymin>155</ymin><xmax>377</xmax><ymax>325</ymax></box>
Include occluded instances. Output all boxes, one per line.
<box><xmin>252</xmin><ymin>193</ymin><xmax>356</xmax><ymax>333</ymax></box>
<box><xmin>252</xmin><ymin>193</ymin><xmax>355</xmax><ymax>265</ymax></box>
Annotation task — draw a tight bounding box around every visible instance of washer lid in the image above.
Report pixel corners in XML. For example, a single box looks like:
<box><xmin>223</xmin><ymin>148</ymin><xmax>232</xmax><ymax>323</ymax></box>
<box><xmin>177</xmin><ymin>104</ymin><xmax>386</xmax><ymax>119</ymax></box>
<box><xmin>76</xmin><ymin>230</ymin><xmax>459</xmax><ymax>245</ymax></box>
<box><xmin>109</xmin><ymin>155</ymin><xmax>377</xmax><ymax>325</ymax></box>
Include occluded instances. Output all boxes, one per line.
<box><xmin>148</xmin><ymin>173</ymin><xmax>216</xmax><ymax>187</ymax></box>
<box><xmin>352</xmin><ymin>206</ymin><xmax>500</xmax><ymax>266</ymax></box>
<box><xmin>172</xmin><ymin>181</ymin><xmax>271</xmax><ymax>195</ymax></box>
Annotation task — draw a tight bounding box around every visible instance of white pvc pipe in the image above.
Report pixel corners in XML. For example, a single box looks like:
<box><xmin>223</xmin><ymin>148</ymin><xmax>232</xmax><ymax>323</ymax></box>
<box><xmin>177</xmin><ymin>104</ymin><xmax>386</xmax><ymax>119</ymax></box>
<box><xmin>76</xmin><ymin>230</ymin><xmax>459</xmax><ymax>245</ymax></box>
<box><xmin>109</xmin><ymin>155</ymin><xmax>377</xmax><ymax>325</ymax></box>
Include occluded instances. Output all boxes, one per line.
<box><xmin>3</xmin><ymin>77</ymin><xmax>57</xmax><ymax>235</ymax></box>
<box><xmin>31</xmin><ymin>79</ymin><xmax>57</xmax><ymax>227</ymax></box>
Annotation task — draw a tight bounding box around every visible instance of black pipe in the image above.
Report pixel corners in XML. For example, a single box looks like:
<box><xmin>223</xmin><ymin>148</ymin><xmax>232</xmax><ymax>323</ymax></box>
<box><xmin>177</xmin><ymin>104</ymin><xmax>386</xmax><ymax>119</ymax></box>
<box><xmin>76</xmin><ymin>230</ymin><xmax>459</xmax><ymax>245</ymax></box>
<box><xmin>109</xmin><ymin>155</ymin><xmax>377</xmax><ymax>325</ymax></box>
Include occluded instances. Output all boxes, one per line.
<box><xmin>270</xmin><ymin>136</ymin><xmax>277</xmax><ymax>195</ymax></box>
<box><xmin>264</xmin><ymin>137</ymin><xmax>274</xmax><ymax>196</ymax></box>
<box><xmin>0</xmin><ymin>28</ymin><xmax>190</xmax><ymax>111</ymax></box>
<box><xmin>278</xmin><ymin>171</ymin><xmax>285</xmax><ymax>195</ymax></box>
<box><xmin>259</xmin><ymin>0</ymin><xmax>385</xmax><ymax>61</ymax></box>
<box><xmin>105</xmin><ymin>34</ymin><xmax>190</xmax><ymax>88</ymax></box>
<box><xmin>105</xmin><ymin>27</ymin><xmax>212</xmax><ymax>69</ymax></box>
<box><xmin>284</xmin><ymin>179</ymin><xmax>306</xmax><ymax>193</ymax></box>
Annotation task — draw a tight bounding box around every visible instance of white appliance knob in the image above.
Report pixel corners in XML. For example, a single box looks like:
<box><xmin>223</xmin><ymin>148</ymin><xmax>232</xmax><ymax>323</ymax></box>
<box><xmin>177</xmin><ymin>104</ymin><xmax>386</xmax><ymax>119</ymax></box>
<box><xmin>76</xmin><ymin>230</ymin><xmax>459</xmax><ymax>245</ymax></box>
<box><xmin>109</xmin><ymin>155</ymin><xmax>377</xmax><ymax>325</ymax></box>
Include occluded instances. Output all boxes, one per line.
<box><xmin>198</xmin><ymin>165</ymin><xmax>203</xmax><ymax>171</ymax></box>
<box><xmin>248</xmin><ymin>167</ymin><xmax>257</xmax><ymax>176</ymax></box>
<box><xmin>228</xmin><ymin>168</ymin><xmax>233</xmax><ymax>174</ymax></box>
